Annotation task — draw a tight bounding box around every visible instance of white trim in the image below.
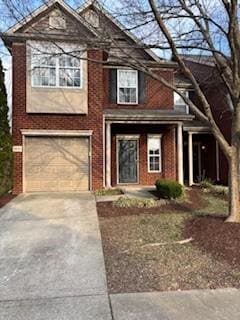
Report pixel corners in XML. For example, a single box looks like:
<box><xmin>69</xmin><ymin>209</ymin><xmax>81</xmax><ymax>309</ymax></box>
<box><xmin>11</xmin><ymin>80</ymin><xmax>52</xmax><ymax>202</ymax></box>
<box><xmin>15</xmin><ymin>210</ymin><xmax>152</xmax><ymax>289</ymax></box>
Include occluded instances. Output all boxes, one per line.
<box><xmin>188</xmin><ymin>132</ymin><xmax>194</xmax><ymax>186</ymax></box>
<box><xmin>106</xmin><ymin>122</ymin><xmax>112</xmax><ymax>187</ymax></box>
<box><xmin>12</xmin><ymin>146</ymin><xmax>23</xmax><ymax>153</ymax></box>
<box><xmin>116</xmin><ymin>136</ymin><xmax>140</xmax><ymax>185</ymax></box>
<box><xmin>22</xmin><ymin>135</ymin><xmax>26</xmax><ymax>193</ymax></box>
<box><xmin>216</xmin><ymin>140</ymin><xmax>220</xmax><ymax>181</ymax></box>
<box><xmin>7</xmin><ymin>0</ymin><xmax>98</xmax><ymax>36</ymax></box>
<box><xmin>177</xmin><ymin>123</ymin><xmax>184</xmax><ymax>184</ymax></box>
<box><xmin>147</xmin><ymin>134</ymin><xmax>162</xmax><ymax>173</ymax></box>
<box><xmin>22</xmin><ymin>130</ymin><xmax>92</xmax><ymax>192</ymax></box>
<box><xmin>117</xmin><ymin>69</ymin><xmax>138</xmax><ymax>105</ymax></box>
<box><xmin>116</xmin><ymin>135</ymin><xmax>140</xmax><ymax>140</ymax></box>
<box><xmin>21</xmin><ymin>129</ymin><xmax>92</xmax><ymax>136</ymax></box>
<box><xmin>183</xmin><ymin>127</ymin><xmax>211</xmax><ymax>133</ymax></box>
<box><xmin>89</xmin><ymin>134</ymin><xmax>93</xmax><ymax>191</ymax></box>
<box><xmin>103</xmin><ymin>116</ymin><xmax>106</xmax><ymax>188</ymax></box>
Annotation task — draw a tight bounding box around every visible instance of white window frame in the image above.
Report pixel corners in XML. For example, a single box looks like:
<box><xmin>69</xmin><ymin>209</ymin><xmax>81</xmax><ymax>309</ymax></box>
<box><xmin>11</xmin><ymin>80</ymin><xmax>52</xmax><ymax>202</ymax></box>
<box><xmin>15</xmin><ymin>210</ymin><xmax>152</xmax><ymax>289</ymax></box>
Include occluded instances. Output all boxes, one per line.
<box><xmin>31</xmin><ymin>43</ymin><xmax>82</xmax><ymax>90</ymax></box>
<box><xmin>174</xmin><ymin>90</ymin><xmax>189</xmax><ymax>114</ymax></box>
<box><xmin>117</xmin><ymin>69</ymin><xmax>138</xmax><ymax>104</ymax></box>
<box><xmin>147</xmin><ymin>134</ymin><xmax>162</xmax><ymax>173</ymax></box>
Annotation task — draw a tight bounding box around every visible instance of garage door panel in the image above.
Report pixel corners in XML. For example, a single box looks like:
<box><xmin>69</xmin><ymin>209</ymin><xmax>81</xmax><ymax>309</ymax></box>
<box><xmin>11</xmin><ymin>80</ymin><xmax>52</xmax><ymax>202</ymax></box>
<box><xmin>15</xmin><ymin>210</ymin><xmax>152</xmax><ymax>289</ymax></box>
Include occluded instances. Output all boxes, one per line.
<box><xmin>25</xmin><ymin>137</ymin><xmax>90</xmax><ymax>192</ymax></box>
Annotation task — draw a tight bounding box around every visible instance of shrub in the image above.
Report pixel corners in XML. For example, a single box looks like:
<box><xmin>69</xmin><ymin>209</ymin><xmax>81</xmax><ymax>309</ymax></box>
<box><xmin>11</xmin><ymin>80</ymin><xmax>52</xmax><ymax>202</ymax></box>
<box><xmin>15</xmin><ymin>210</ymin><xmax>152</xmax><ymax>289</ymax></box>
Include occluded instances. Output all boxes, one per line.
<box><xmin>199</xmin><ymin>178</ymin><xmax>214</xmax><ymax>189</ymax></box>
<box><xmin>113</xmin><ymin>197</ymin><xmax>159</xmax><ymax>208</ymax></box>
<box><xmin>95</xmin><ymin>188</ymin><xmax>123</xmax><ymax>196</ymax></box>
<box><xmin>155</xmin><ymin>179</ymin><xmax>183</xmax><ymax>199</ymax></box>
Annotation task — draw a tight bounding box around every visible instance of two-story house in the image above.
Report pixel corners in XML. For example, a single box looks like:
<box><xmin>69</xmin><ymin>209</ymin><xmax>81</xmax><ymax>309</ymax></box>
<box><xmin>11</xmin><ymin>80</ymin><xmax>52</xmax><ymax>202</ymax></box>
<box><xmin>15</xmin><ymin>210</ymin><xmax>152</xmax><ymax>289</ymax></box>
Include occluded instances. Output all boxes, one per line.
<box><xmin>4</xmin><ymin>0</ymin><xmax>224</xmax><ymax>194</ymax></box>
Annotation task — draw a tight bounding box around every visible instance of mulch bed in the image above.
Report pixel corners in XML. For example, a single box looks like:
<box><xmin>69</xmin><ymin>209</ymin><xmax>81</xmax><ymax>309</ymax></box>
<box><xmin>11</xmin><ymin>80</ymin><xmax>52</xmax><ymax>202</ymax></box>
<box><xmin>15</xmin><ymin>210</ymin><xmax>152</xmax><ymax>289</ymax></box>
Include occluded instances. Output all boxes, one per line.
<box><xmin>184</xmin><ymin>217</ymin><xmax>240</xmax><ymax>267</ymax></box>
<box><xmin>97</xmin><ymin>188</ymin><xmax>240</xmax><ymax>293</ymax></box>
<box><xmin>97</xmin><ymin>187</ymin><xmax>206</xmax><ymax>218</ymax></box>
<box><xmin>0</xmin><ymin>193</ymin><xmax>16</xmax><ymax>209</ymax></box>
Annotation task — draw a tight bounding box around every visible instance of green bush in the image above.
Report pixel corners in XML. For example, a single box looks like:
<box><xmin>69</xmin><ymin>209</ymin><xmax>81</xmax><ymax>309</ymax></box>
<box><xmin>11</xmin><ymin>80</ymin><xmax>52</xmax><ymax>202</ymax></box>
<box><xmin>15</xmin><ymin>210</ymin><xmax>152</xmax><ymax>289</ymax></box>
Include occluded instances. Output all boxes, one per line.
<box><xmin>95</xmin><ymin>188</ymin><xmax>123</xmax><ymax>196</ymax></box>
<box><xmin>113</xmin><ymin>197</ymin><xmax>158</xmax><ymax>208</ymax></box>
<box><xmin>199</xmin><ymin>178</ymin><xmax>214</xmax><ymax>189</ymax></box>
<box><xmin>155</xmin><ymin>179</ymin><xmax>183</xmax><ymax>199</ymax></box>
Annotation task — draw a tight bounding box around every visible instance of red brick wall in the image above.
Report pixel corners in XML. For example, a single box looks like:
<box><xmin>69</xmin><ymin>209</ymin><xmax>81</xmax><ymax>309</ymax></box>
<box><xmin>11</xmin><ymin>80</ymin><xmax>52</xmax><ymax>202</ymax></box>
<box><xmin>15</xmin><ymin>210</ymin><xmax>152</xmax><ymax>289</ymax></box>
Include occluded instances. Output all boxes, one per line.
<box><xmin>104</xmin><ymin>69</ymin><xmax>174</xmax><ymax>109</ymax></box>
<box><xmin>11</xmin><ymin>42</ymin><xmax>175</xmax><ymax>193</ymax></box>
<box><xmin>110</xmin><ymin>124</ymin><xmax>177</xmax><ymax>186</ymax></box>
<box><xmin>12</xmin><ymin>43</ymin><xmax>104</xmax><ymax>193</ymax></box>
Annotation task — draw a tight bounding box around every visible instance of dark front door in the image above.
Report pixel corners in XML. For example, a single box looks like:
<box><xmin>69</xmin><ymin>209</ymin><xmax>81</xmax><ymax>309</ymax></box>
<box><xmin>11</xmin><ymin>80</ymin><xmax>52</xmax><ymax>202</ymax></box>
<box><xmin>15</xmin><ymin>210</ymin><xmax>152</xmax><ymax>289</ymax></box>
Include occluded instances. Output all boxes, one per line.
<box><xmin>118</xmin><ymin>139</ymin><xmax>138</xmax><ymax>184</ymax></box>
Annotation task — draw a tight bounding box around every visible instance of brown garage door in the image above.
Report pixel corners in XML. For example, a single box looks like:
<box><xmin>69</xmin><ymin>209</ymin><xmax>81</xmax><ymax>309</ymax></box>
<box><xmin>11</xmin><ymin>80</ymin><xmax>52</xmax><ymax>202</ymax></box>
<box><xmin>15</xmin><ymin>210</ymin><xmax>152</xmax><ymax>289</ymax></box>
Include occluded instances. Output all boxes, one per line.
<box><xmin>25</xmin><ymin>136</ymin><xmax>90</xmax><ymax>192</ymax></box>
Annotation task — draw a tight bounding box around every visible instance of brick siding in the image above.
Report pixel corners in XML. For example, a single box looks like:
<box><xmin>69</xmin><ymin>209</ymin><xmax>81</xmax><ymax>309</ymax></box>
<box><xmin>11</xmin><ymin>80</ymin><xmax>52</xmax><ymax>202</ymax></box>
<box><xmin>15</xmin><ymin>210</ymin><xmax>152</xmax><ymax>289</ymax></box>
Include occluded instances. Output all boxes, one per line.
<box><xmin>110</xmin><ymin>124</ymin><xmax>177</xmax><ymax>186</ymax></box>
<box><xmin>12</xmin><ymin>43</ymin><xmax>176</xmax><ymax>193</ymax></box>
<box><xmin>12</xmin><ymin>43</ymin><xmax>104</xmax><ymax>193</ymax></box>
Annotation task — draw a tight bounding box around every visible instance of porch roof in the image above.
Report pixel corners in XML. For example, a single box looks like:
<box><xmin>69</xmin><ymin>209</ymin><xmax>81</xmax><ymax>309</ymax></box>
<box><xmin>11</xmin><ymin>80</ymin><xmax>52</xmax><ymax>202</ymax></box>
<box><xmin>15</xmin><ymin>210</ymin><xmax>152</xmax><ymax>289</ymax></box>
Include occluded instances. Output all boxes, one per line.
<box><xmin>104</xmin><ymin>109</ymin><xmax>194</xmax><ymax>123</ymax></box>
<box><xmin>183</xmin><ymin>120</ymin><xmax>211</xmax><ymax>133</ymax></box>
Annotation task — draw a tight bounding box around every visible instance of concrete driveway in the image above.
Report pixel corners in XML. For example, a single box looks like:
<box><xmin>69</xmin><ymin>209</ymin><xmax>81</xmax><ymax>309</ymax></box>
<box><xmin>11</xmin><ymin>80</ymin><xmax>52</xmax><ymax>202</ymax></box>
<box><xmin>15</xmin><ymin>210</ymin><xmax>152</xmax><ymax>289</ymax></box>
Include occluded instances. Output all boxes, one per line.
<box><xmin>0</xmin><ymin>193</ymin><xmax>112</xmax><ymax>320</ymax></box>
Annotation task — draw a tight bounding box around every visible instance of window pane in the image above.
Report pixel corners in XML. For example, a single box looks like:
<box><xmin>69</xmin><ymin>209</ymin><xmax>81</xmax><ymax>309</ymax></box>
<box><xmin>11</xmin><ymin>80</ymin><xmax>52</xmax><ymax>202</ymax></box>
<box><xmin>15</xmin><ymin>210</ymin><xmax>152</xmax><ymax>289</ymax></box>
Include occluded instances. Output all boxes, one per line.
<box><xmin>150</xmin><ymin>156</ymin><xmax>160</xmax><ymax>171</ymax></box>
<box><xmin>33</xmin><ymin>67</ymin><xmax>56</xmax><ymax>86</ymax></box>
<box><xmin>119</xmin><ymin>70</ymin><xmax>137</xmax><ymax>87</ymax></box>
<box><xmin>148</xmin><ymin>137</ymin><xmax>160</xmax><ymax>154</ymax></box>
<box><xmin>59</xmin><ymin>54</ymin><xmax>80</xmax><ymax>68</ymax></box>
<box><xmin>119</xmin><ymin>88</ymin><xmax>137</xmax><ymax>103</ymax></box>
<box><xmin>174</xmin><ymin>91</ymin><xmax>188</xmax><ymax>106</ymax></box>
<box><xmin>59</xmin><ymin>68</ymin><xmax>73</xmax><ymax>87</ymax></box>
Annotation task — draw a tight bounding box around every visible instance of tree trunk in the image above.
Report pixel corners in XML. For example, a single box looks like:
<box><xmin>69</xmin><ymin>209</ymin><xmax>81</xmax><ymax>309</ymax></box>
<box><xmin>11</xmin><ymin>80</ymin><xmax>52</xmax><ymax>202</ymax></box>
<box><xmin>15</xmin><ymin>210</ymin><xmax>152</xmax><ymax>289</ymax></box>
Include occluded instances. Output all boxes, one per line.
<box><xmin>226</xmin><ymin>149</ymin><xmax>240</xmax><ymax>222</ymax></box>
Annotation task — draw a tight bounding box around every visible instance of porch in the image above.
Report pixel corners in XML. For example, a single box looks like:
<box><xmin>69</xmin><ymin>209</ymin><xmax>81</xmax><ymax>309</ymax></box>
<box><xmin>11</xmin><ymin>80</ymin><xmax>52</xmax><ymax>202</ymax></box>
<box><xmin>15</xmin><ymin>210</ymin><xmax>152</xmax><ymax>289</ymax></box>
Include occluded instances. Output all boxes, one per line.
<box><xmin>104</xmin><ymin>109</ymin><xmax>194</xmax><ymax>187</ymax></box>
<box><xmin>183</xmin><ymin>122</ymin><xmax>220</xmax><ymax>185</ymax></box>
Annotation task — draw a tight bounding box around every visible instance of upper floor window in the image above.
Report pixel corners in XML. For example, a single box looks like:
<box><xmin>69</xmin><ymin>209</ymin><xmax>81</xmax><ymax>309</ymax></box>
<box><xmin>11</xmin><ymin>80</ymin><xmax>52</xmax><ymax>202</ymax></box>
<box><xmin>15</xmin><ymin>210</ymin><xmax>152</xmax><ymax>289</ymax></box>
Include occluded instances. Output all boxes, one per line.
<box><xmin>174</xmin><ymin>90</ymin><xmax>189</xmax><ymax>114</ymax></box>
<box><xmin>31</xmin><ymin>43</ymin><xmax>82</xmax><ymax>88</ymax></box>
<box><xmin>117</xmin><ymin>69</ymin><xmax>138</xmax><ymax>104</ymax></box>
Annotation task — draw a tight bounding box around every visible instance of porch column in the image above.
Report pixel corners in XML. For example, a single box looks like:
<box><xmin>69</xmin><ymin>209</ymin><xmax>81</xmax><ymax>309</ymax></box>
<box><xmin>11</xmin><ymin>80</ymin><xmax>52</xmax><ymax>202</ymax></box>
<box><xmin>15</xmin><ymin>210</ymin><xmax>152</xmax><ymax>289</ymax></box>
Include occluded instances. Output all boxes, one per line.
<box><xmin>188</xmin><ymin>132</ymin><xmax>194</xmax><ymax>186</ymax></box>
<box><xmin>177</xmin><ymin>123</ymin><xmax>184</xmax><ymax>185</ymax></box>
<box><xmin>216</xmin><ymin>140</ymin><xmax>220</xmax><ymax>181</ymax></box>
<box><xmin>106</xmin><ymin>122</ymin><xmax>112</xmax><ymax>188</ymax></box>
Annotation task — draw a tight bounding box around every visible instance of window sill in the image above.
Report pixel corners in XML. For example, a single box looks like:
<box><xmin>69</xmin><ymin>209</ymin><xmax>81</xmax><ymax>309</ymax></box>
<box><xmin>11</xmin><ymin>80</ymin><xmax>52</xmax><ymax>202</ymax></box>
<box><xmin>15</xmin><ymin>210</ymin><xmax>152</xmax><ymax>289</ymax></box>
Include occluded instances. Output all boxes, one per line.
<box><xmin>31</xmin><ymin>86</ymin><xmax>83</xmax><ymax>90</ymax></box>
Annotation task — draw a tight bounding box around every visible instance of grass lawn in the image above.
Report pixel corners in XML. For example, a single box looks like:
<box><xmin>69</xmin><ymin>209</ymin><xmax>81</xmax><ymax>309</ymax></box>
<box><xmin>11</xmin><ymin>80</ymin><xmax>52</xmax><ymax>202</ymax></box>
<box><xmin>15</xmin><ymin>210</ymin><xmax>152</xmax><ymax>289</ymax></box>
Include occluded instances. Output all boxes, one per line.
<box><xmin>95</xmin><ymin>188</ymin><xmax>123</xmax><ymax>196</ymax></box>
<box><xmin>97</xmin><ymin>187</ymin><xmax>240</xmax><ymax>293</ymax></box>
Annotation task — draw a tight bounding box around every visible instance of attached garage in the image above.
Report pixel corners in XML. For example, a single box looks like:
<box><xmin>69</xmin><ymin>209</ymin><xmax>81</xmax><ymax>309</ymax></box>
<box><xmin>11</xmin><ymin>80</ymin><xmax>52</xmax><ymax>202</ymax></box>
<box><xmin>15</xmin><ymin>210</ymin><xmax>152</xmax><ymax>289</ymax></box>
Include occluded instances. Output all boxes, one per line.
<box><xmin>24</xmin><ymin>135</ymin><xmax>90</xmax><ymax>192</ymax></box>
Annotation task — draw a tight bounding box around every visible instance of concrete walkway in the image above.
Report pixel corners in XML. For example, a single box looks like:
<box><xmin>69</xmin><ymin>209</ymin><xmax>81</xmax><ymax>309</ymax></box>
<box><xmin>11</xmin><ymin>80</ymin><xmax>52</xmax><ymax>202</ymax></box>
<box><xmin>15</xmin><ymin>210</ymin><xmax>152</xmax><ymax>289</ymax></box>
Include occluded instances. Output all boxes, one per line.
<box><xmin>1</xmin><ymin>193</ymin><xmax>240</xmax><ymax>319</ymax></box>
<box><xmin>110</xmin><ymin>289</ymin><xmax>240</xmax><ymax>320</ymax></box>
<box><xmin>0</xmin><ymin>193</ymin><xmax>111</xmax><ymax>319</ymax></box>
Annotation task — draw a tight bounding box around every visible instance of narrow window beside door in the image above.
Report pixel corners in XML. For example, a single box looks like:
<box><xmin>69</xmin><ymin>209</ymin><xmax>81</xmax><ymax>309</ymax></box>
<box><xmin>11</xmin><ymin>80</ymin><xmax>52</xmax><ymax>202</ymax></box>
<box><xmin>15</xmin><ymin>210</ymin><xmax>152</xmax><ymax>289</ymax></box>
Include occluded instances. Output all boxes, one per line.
<box><xmin>148</xmin><ymin>135</ymin><xmax>162</xmax><ymax>172</ymax></box>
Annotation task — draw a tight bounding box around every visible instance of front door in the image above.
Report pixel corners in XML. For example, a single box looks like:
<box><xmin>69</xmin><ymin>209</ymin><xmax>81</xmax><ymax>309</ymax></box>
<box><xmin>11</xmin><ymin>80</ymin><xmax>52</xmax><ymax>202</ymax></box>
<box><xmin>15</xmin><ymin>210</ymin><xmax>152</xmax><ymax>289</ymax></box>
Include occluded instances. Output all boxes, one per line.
<box><xmin>118</xmin><ymin>139</ymin><xmax>138</xmax><ymax>184</ymax></box>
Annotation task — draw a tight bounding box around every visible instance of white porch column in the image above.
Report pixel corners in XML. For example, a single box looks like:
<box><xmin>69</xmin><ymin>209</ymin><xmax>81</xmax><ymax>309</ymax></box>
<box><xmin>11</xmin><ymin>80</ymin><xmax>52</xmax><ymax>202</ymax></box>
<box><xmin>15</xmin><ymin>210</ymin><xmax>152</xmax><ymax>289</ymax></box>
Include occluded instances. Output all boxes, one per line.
<box><xmin>188</xmin><ymin>132</ymin><xmax>194</xmax><ymax>186</ymax></box>
<box><xmin>106</xmin><ymin>122</ymin><xmax>112</xmax><ymax>188</ymax></box>
<box><xmin>177</xmin><ymin>123</ymin><xmax>184</xmax><ymax>185</ymax></box>
<box><xmin>216</xmin><ymin>140</ymin><xmax>220</xmax><ymax>181</ymax></box>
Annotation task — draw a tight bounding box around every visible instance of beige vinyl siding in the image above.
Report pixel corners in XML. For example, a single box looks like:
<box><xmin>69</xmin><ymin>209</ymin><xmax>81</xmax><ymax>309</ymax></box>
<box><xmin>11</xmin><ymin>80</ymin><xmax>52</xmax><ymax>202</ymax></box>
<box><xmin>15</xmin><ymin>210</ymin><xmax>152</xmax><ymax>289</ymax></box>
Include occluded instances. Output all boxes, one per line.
<box><xmin>25</xmin><ymin>136</ymin><xmax>89</xmax><ymax>192</ymax></box>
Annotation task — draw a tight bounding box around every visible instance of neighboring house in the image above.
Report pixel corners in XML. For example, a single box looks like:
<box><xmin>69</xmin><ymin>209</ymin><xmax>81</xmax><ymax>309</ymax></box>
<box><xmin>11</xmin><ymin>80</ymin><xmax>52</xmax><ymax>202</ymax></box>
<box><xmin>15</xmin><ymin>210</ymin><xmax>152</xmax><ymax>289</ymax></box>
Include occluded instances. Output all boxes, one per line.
<box><xmin>1</xmin><ymin>0</ymin><xmax>227</xmax><ymax>194</ymax></box>
<box><xmin>176</xmin><ymin>55</ymin><xmax>231</xmax><ymax>185</ymax></box>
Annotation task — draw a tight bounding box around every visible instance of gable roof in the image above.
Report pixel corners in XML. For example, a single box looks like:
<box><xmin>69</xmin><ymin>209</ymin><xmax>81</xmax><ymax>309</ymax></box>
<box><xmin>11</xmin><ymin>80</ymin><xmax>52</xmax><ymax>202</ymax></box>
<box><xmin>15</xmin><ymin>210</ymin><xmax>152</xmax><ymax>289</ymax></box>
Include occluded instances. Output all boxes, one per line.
<box><xmin>178</xmin><ymin>54</ymin><xmax>216</xmax><ymax>67</ymax></box>
<box><xmin>3</xmin><ymin>0</ymin><xmax>174</xmax><ymax>66</ymax></box>
<box><xmin>6</xmin><ymin>0</ymin><xmax>98</xmax><ymax>37</ymax></box>
<box><xmin>78</xmin><ymin>0</ymin><xmax>161</xmax><ymax>62</ymax></box>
